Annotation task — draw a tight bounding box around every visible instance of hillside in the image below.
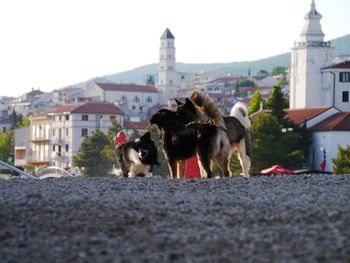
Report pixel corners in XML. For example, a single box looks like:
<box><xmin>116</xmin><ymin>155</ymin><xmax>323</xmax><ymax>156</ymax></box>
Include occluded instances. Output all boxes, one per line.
<box><xmin>74</xmin><ymin>34</ymin><xmax>350</xmax><ymax>87</ymax></box>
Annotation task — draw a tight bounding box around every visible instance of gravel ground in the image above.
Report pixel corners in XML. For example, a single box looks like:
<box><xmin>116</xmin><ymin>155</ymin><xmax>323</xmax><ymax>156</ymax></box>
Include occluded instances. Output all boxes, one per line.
<box><xmin>0</xmin><ymin>174</ymin><xmax>349</xmax><ymax>263</ymax></box>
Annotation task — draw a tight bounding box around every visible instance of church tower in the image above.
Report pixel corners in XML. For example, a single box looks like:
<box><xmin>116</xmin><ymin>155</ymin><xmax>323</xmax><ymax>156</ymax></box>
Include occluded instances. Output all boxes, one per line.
<box><xmin>157</xmin><ymin>28</ymin><xmax>178</xmax><ymax>104</ymax></box>
<box><xmin>289</xmin><ymin>0</ymin><xmax>333</xmax><ymax>109</ymax></box>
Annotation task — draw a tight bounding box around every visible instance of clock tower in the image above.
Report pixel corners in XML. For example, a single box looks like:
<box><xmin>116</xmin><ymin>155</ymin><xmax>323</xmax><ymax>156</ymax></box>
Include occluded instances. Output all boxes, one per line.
<box><xmin>289</xmin><ymin>0</ymin><xmax>333</xmax><ymax>109</ymax></box>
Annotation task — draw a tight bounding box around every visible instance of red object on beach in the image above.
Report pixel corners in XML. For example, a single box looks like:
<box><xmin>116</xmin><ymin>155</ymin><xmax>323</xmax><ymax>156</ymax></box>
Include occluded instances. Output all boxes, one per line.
<box><xmin>113</xmin><ymin>131</ymin><xmax>127</xmax><ymax>146</ymax></box>
<box><xmin>261</xmin><ymin>164</ymin><xmax>294</xmax><ymax>174</ymax></box>
<box><xmin>184</xmin><ymin>156</ymin><xmax>201</xmax><ymax>178</ymax></box>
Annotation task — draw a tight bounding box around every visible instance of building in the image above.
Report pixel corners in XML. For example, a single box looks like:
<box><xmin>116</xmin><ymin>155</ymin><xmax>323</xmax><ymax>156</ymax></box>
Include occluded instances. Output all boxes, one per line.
<box><xmin>27</xmin><ymin>114</ymin><xmax>50</xmax><ymax>169</ymax></box>
<box><xmin>14</xmin><ymin>126</ymin><xmax>30</xmax><ymax>167</ymax></box>
<box><xmin>47</xmin><ymin>102</ymin><xmax>124</xmax><ymax>168</ymax></box>
<box><xmin>85</xmin><ymin>83</ymin><xmax>158</xmax><ymax>119</ymax></box>
<box><xmin>157</xmin><ymin>28</ymin><xmax>179</xmax><ymax>104</ymax></box>
<box><xmin>289</xmin><ymin>0</ymin><xmax>333</xmax><ymax>109</ymax></box>
<box><xmin>287</xmin><ymin>0</ymin><xmax>350</xmax><ymax>172</ymax></box>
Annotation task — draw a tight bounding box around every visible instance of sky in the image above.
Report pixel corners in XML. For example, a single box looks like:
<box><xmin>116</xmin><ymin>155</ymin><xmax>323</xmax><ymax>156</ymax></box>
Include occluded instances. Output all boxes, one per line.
<box><xmin>0</xmin><ymin>0</ymin><xmax>349</xmax><ymax>97</ymax></box>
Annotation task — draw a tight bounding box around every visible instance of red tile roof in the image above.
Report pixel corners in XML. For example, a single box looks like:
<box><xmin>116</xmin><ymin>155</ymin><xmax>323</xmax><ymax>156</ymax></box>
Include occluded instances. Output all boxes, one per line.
<box><xmin>329</xmin><ymin>61</ymin><xmax>350</xmax><ymax>69</ymax></box>
<box><xmin>72</xmin><ymin>102</ymin><xmax>123</xmax><ymax>115</ymax></box>
<box><xmin>250</xmin><ymin>107</ymin><xmax>333</xmax><ymax>125</ymax></box>
<box><xmin>123</xmin><ymin>119</ymin><xmax>149</xmax><ymax>129</ymax></box>
<box><xmin>285</xmin><ymin>107</ymin><xmax>332</xmax><ymax>125</ymax></box>
<box><xmin>47</xmin><ymin>102</ymin><xmax>123</xmax><ymax>115</ymax></box>
<box><xmin>309</xmin><ymin>112</ymin><xmax>350</xmax><ymax>131</ymax></box>
<box><xmin>96</xmin><ymin>83</ymin><xmax>158</xmax><ymax>93</ymax></box>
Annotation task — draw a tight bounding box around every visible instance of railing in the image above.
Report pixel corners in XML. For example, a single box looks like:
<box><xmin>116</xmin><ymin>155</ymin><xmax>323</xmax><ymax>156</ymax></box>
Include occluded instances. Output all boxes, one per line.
<box><xmin>294</xmin><ymin>41</ymin><xmax>331</xmax><ymax>48</ymax></box>
<box><xmin>0</xmin><ymin>160</ymin><xmax>38</xmax><ymax>180</ymax></box>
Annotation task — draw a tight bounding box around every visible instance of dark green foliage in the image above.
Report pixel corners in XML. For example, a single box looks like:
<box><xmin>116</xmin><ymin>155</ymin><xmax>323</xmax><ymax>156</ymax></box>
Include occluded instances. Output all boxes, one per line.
<box><xmin>248</xmin><ymin>90</ymin><xmax>265</xmax><ymax>115</ymax></box>
<box><xmin>238</xmin><ymin>79</ymin><xmax>255</xmax><ymax>88</ymax></box>
<box><xmin>266</xmin><ymin>82</ymin><xmax>289</xmax><ymax>124</ymax></box>
<box><xmin>251</xmin><ymin>113</ymin><xmax>305</xmax><ymax>172</ymax></box>
<box><xmin>0</xmin><ymin>131</ymin><xmax>14</xmax><ymax>164</ymax></box>
<box><xmin>105</xmin><ymin>120</ymin><xmax>123</xmax><ymax>167</ymax></box>
<box><xmin>332</xmin><ymin>145</ymin><xmax>350</xmax><ymax>174</ymax></box>
<box><xmin>271</xmin><ymin>66</ymin><xmax>286</xmax><ymax>76</ymax></box>
<box><xmin>72</xmin><ymin>129</ymin><xmax>113</xmax><ymax>176</ymax></box>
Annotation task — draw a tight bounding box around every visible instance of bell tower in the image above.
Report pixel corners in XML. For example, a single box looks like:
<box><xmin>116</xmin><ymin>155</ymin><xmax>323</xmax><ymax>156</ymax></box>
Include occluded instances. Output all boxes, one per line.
<box><xmin>157</xmin><ymin>28</ymin><xmax>178</xmax><ymax>104</ymax></box>
<box><xmin>289</xmin><ymin>0</ymin><xmax>333</xmax><ymax>109</ymax></box>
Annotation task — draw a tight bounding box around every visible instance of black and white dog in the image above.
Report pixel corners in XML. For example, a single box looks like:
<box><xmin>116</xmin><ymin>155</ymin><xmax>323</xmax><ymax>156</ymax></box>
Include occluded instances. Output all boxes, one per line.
<box><xmin>113</xmin><ymin>132</ymin><xmax>159</xmax><ymax>177</ymax></box>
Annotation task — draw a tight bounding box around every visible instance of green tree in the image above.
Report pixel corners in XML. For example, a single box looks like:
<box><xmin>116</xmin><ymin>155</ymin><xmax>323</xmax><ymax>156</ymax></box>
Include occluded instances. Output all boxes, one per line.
<box><xmin>248</xmin><ymin>90</ymin><xmax>265</xmax><ymax>115</ymax></box>
<box><xmin>0</xmin><ymin>131</ymin><xmax>14</xmax><ymax>164</ymax></box>
<box><xmin>266</xmin><ymin>82</ymin><xmax>289</xmax><ymax>124</ymax></box>
<box><xmin>238</xmin><ymin>79</ymin><xmax>255</xmax><ymax>88</ymax></box>
<box><xmin>332</xmin><ymin>145</ymin><xmax>350</xmax><ymax>174</ymax></box>
<box><xmin>105</xmin><ymin>120</ymin><xmax>123</xmax><ymax>165</ymax></box>
<box><xmin>251</xmin><ymin>114</ymin><xmax>304</xmax><ymax>171</ymax></box>
<box><xmin>271</xmin><ymin>66</ymin><xmax>286</xmax><ymax>76</ymax></box>
<box><xmin>73</xmin><ymin>129</ymin><xmax>113</xmax><ymax>176</ymax></box>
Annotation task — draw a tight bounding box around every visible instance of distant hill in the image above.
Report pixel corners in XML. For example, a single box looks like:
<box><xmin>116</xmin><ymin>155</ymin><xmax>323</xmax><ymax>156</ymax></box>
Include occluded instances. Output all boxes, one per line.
<box><xmin>74</xmin><ymin>34</ymin><xmax>350</xmax><ymax>88</ymax></box>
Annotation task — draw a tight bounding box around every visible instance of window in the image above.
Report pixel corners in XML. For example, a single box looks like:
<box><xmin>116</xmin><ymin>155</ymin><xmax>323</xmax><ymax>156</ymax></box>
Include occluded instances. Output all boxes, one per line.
<box><xmin>96</xmin><ymin>115</ymin><xmax>102</xmax><ymax>128</ymax></box>
<box><xmin>81</xmin><ymin>128</ymin><xmax>88</xmax><ymax>137</ymax></box>
<box><xmin>2</xmin><ymin>127</ymin><xmax>6</xmax><ymax>133</ymax></box>
<box><xmin>110</xmin><ymin>116</ymin><xmax>116</xmax><ymax>121</ymax></box>
<box><xmin>52</xmin><ymin>129</ymin><xmax>56</xmax><ymax>137</ymax></box>
<box><xmin>133</xmin><ymin>96</ymin><xmax>140</xmax><ymax>103</ymax></box>
<box><xmin>146</xmin><ymin>97</ymin><xmax>152</xmax><ymax>103</ymax></box>
<box><xmin>53</xmin><ymin>145</ymin><xmax>55</xmax><ymax>151</ymax></box>
<box><xmin>82</xmin><ymin>115</ymin><xmax>88</xmax><ymax>121</ymax></box>
<box><xmin>340</xmin><ymin>72</ymin><xmax>350</xmax><ymax>82</ymax></box>
<box><xmin>169</xmin><ymin>80</ymin><xmax>173</xmax><ymax>85</ymax></box>
<box><xmin>342</xmin><ymin>91</ymin><xmax>349</xmax><ymax>102</ymax></box>
<box><xmin>132</xmin><ymin>105</ymin><xmax>136</xmax><ymax>110</ymax></box>
<box><xmin>121</xmin><ymin>96</ymin><xmax>127</xmax><ymax>103</ymax></box>
<box><xmin>66</xmin><ymin>128</ymin><xmax>69</xmax><ymax>136</ymax></box>
<box><xmin>65</xmin><ymin>144</ymin><xmax>69</xmax><ymax>152</ymax></box>
<box><xmin>65</xmin><ymin>115</ymin><xmax>69</xmax><ymax>121</ymax></box>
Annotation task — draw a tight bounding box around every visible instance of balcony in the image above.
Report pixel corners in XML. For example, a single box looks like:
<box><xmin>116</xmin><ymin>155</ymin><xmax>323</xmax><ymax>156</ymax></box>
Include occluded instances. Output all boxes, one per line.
<box><xmin>30</xmin><ymin>137</ymin><xmax>49</xmax><ymax>143</ymax></box>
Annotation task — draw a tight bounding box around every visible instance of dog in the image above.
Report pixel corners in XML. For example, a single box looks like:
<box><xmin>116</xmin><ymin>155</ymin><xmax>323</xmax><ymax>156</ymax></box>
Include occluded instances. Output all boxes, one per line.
<box><xmin>113</xmin><ymin>132</ymin><xmax>159</xmax><ymax>177</ymax></box>
<box><xmin>150</xmin><ymin>108</ymin><xmax>231</xmax><ymax>179</ymax></box>
<box><xmin>175</xmin><ymin>92</ymin><xmax>251</xmax><ymax>177</ymax></box>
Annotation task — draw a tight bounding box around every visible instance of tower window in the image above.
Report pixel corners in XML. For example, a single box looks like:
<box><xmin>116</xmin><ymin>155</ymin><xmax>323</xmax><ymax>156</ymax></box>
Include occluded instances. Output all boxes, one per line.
<box><xmin>342</xmin><ymin>91</ymin><xmax>349</xmax><ymax>102</ymax></box>
<box><xmin>340</xmin><ymin>72</ymin><xmax>350</xmax><ymax>82</ymax></box>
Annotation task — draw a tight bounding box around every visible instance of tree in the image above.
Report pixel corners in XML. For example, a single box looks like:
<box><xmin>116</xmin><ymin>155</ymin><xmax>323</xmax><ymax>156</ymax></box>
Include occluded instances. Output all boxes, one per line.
<box><xmin>332</xmin><ymin>145</ymin><xmax>350</xmax><ymax>174</ymax></box>
<box><xmin>238</xmin><ymin>79</ymin><xmax>255</xmax><ymax>88</ymax></box>
<box><xmin>271</xmin><ymin>66</ymin><xmax>286</xmax><ymax>76</ymax></box>
<box><xmin>73</xmin><ymin>129</ymin><xmax>113</xmax><ymax>176</ymax></box>
<box><xmin>105</xmin><ymin>120</ymin><xmax>123</xmax><ymax>166</ymax></box>
<box><xmin>248</xmin><ymin>90</ymin><xmax>265</xmax><ymax>115</ymax></box>
<box><xmin>266</xmin><ymin>82</ymin><xmax>289</xmax><ymax>124</ymax></box>
<box><xmin>251</xmin><ymin>113</ymin><xmax>304</xmax><ymax>171</ymax></box>
<box><xmin>0</xmin><ymin>131</ymin><xmax>14</xmax><ymax>164</ymax></box>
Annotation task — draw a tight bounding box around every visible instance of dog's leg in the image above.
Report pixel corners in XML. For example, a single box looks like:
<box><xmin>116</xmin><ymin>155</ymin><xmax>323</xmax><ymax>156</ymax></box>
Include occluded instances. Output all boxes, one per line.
<box><xmin>178</xmin><ymin>160</ymin><xmax>186</xmax><ymax>179</ymax></box>
<box><xmin>215</xmin><ymin>152</ymin><xmax>232</xmax><ymax>177</ymax></box>
<box><xmin>168</xmin><ymin>159</ymin><xmax>178</xmax><ymax>179</ymax></box>
<box><xmin>238</xmin><ymin>139</ymin><xmax>251</xmax><ymax>177</ymax></box>
<box><xmin>198</xmin><ymin>156</ymin><xmax>212</xmax><ymax>178</ymax></box>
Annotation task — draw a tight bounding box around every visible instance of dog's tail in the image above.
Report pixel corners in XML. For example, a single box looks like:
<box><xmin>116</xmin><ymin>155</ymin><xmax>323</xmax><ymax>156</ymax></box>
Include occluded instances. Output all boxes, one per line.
<box><xmin>190</xmin><ymin>91</ymin><xmax>224</xmax><ymax>127</ymax></box>
<box><xmin>230</xmin><ymin>102</ymin><xmax>251</xmax><ymax>129</ymax></box>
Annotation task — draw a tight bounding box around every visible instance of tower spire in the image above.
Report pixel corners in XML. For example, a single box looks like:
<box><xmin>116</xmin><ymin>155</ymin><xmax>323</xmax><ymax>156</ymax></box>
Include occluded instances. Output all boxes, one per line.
<box><xmin>300</xmin><ymin>0</ymin><xmax>324</xmax><ymax>42</ymax></box>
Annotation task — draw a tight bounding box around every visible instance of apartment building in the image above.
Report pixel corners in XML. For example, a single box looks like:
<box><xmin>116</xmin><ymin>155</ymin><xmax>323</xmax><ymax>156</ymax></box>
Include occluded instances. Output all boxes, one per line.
<box><xmin>47</xmin><ymin>102</ymin><xmax>124</xmax><ymax>168</ymax></box>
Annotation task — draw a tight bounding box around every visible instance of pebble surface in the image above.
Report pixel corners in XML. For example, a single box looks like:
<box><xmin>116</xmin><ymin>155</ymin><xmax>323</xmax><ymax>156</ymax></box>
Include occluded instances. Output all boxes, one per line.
<box><xmin>0</xmin><ymin>174</ymin><xmax>349</xmax><ymax>262</ymax></box>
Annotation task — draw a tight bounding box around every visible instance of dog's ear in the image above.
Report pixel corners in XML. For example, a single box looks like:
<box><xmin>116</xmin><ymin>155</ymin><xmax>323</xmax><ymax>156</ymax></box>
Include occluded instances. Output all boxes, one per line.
<box><xmin>175</xmin><ymin>99</ymin><xmax>183</xmax><ymax>106</ymax></box>
<box><xmin>140</xmin><ymin>131</ymin><xmax>151</xmax><ymax>141</ymax></box>
<box><xmin>185</xmin><ymin>98</ymin><xmax>196</xmax><ymax>110</ymax></box>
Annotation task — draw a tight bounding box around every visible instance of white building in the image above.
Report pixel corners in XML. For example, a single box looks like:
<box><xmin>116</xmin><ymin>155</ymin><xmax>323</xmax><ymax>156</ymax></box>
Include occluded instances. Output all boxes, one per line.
<box><xmin>288</xmin><ymin>0</ymin><xmax>350</xmax><ymax>172</ymax></box>
<box><xmin>85</xmin><ymin>83</ymin><xmax>158</xmax><ymax>119</ymax></box>
<box><xmin>289</xmin><ymin>0</ymin><xmax>333</xmax><ymax>109</ymax></box>
<box><xmin>47</xmin><ymin>102</ymin><xmax>124</xmax><ymax>168</ymax></box>
<box><xmin>157</xmin><ymin>28</ymin><xmax>179</xmax><ymax>104</ymax></box>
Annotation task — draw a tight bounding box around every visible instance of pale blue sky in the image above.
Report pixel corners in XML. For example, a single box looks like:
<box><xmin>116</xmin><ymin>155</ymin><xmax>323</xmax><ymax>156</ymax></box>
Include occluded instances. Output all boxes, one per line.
<box><xmin>0</xmin><ymin>0</ymin><xmax>349</xmax><ymax>97</ymax></box>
